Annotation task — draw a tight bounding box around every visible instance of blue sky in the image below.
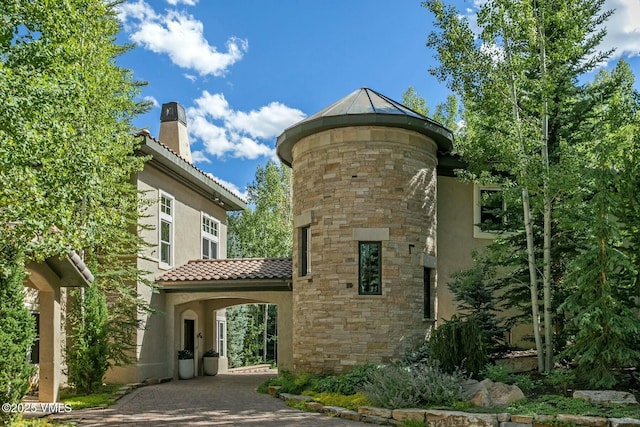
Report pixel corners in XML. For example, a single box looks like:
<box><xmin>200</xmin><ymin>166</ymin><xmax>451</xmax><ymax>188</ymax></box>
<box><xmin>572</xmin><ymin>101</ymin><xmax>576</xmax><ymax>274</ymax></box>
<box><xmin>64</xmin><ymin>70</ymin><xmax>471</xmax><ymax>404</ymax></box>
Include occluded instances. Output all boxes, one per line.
<box><xmin>116</xmin><ymin>0</ymin><xmax>640</xmax><ymax>199</ymax></box>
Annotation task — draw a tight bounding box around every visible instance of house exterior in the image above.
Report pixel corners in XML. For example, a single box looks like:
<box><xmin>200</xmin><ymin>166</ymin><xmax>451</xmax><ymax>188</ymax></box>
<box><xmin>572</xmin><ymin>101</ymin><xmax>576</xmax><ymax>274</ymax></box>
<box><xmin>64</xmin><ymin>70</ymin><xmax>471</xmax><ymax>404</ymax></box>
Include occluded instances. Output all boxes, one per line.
<box><xmin>27</xmin><ymin>88</ymin><xmax>528</xmax><ymax>401</ymax></box>
<box><xmin>106</xmin><ymin>102</ymin><xmax>247</xmax><ymax>384</ymax></box>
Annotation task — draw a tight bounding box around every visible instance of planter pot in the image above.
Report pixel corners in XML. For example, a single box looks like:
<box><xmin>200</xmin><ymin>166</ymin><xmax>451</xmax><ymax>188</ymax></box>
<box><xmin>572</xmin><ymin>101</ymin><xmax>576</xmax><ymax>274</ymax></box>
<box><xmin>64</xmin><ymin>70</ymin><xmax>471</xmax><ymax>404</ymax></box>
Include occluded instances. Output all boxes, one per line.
<box><xmin>203</xmin><ymin>357</ymin><xmax>219</xmax><ymax>376</ymax></box>
<box><xmin>178</xmin><ymin>358</ymin><xmax>194</xmax><ymax>379</ymax></box>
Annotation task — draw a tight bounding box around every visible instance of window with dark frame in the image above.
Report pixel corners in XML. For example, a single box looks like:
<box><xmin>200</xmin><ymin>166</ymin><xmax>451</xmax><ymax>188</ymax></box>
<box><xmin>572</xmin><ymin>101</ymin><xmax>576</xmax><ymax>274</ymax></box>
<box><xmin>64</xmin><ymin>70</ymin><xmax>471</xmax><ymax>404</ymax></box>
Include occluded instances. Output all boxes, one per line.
<box><xmin>359</xmin><ymin>241</ymin><xmax>382</xmax><ymax>295</ymax></box>
<box><xmin>424</xmin><ymin>268</ymin><xmax>432</xmax><ymax>319</ymax></box>
<box><xmin>300</xmin><ymin>226</ymin><xmax>310</xmax><ymax>276</ymax></box>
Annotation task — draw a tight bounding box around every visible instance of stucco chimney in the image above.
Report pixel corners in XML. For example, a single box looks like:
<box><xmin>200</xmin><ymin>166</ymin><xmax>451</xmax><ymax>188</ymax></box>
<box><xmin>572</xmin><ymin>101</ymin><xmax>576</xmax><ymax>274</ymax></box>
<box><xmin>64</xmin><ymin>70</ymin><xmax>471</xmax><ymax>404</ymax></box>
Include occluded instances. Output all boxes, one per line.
<box><xmin>159</xmin><ymin>102</ymin><xmax>192</xmax><ymax>163</ymax></box>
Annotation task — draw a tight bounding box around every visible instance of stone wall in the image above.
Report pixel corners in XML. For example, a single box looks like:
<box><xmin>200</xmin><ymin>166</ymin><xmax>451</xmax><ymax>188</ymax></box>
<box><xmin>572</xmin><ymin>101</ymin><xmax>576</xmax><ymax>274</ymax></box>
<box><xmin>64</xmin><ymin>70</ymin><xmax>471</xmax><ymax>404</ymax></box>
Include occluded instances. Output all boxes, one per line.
<box><xmin>290</xmin><ymin>126</ymin><xmax>438</xmax><ymax>373</ymax></box>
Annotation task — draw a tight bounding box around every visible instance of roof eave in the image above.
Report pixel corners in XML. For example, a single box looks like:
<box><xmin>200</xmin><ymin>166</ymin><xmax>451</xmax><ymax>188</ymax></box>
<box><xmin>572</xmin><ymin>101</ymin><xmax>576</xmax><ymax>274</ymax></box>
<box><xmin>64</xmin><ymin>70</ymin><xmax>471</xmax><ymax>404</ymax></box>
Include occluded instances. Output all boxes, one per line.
<box><xmin>159</xmin><ymin>278</ymin><xmax>292</xmax><ymax>293</ymax></box>
<box><xmin>138</xmin><ymin>136</ymin><xmax>247</xmax><ymax>211</ymax></box>
<box><xmin>276</xmin><ymin>113</ymin><xmax>454</xmax><ymax>167</ymax></box>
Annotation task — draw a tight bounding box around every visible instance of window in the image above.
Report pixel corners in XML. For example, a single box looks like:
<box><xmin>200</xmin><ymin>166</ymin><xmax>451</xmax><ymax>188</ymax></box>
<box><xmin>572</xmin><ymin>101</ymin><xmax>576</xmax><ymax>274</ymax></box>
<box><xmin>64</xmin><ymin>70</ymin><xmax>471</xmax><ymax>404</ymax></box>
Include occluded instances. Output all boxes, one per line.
<box><xmin>216</xmin><ymin>319</ymin><xmax>226</xmax><ymax>357</ymax></box>
<box><xmin>473</xmin><ymin>185</ymin><xmax>505</xmax><ymax>239</ymax></box>
<box><xmin>202</xmin><ymin>213</ymin><xmax>219</xmax><ymax>259</ymax></box>
<box><xmin>359</xmin><ymin>241</ymin><xmax>382</xmax><ymax>295</ymax></box>
<box><xmin>159</xmin><ymin>192</ymin><xmax>174</xmax><ymax>266</ymax></box>
<box><xmin>300</xmin><ymin>226</ymin><xmax>310</xmax><ymax>276</ymax></box>
<box><xmin>424</xmin><ymin>268</ymin><xmax>432</xmax><ymax>319</ymax></box>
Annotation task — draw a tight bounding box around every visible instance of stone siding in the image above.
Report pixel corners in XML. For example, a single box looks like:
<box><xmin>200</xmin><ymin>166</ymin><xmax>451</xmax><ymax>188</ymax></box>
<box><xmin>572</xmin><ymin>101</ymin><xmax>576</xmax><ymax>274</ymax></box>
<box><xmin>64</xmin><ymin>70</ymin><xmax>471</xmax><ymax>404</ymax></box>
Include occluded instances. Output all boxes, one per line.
<box><xmin>291</xmin><ymin>126</ymin><xmax>438</xmax><ymax>373</ymax></box>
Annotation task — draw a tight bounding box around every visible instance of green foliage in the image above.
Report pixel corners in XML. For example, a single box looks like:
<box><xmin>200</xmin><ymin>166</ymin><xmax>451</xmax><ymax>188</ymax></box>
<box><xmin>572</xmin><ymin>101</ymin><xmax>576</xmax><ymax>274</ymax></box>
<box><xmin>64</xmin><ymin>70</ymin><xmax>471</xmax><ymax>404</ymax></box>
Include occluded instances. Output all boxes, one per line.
<box><xmin>363</xmin><ymin>363</ymin><xmax>464</xmax><ymax>409</ymax></box>
<box><xmin>481</xmin><ymin>364</ymin><xmax>513</xmax><ymax>384</ymax></box>
<box><xmin>506</xmin><ymin>395</ymin><xmax>640</xmax><ymax>418</ymax></box>
<box><xmin>400</xmin><ymin>342</ymin><xmax>433</xmax><ymax>367</ymax></box>
<box><xmin>558</xmin><ymin>63</ymin><xmax>640</xmax><ymax>388</ymax></box>
<box><xmin>447</xmin><ymin>255</ymin><xmax>514</xmax><ymax>357</ymax></box>
<box><xmin>227</xmin><ymin>160</ymin><xmax>292</xmax><ymax>259</ymax></box>
<box><xmin>226</xmin><ymin>304</ymin><xmax>248</xmax><ymax>367</ymax></box>
<box><xmin>0</xmin><ymin>0</ymin><xmax>150</xmax><ymax>404</ymax></box>
<box><xmin>60</xmin><ymin>383</ymin><xmax>120</xmax><ymax>410</ymax></box>
<box><xmin>542</xmin><ymin>368</ymin><xmax>576</xmax><ymax>396</ymax></box>
<box><xmin>399</xmin><ymin>421</ymin><xmax>428</xmax><ymax>427</ymax></box>
<box><xmin>258</xmin><ymin>371</ymin><xmax>321</xmax><ymax>395</ymax></box>
<box><xmin>0</xmin><ymin>250</ymin><xmax>35</xmax><ymax>425</ymax></box>
<box><xmin>314</xmin><ymin>365</ymin><xmax>379</xmax><ymax>395</ymax></box>
<box><xmin>430</xmin><ymin>316</ymin><xmax>488</xmax><ymax>378</ymax></box>
<box><xmin>66</xmin><ymin>283</ymin><xmax>109</xmax><ymax>394</ymax></box>
<box><xmin>302</xmin><ymin>391</ymin><xmax>371</xmax><ymax>411</ymax></box>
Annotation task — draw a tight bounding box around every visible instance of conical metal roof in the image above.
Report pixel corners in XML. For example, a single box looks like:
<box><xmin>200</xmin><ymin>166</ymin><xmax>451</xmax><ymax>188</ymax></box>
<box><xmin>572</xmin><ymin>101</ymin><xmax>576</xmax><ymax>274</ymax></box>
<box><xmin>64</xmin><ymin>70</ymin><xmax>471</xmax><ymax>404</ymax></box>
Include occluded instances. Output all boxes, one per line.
<box><xmin>276</xmin><ymin>87</ymin><xmax>454</xmax><ymax>167</ymax></box>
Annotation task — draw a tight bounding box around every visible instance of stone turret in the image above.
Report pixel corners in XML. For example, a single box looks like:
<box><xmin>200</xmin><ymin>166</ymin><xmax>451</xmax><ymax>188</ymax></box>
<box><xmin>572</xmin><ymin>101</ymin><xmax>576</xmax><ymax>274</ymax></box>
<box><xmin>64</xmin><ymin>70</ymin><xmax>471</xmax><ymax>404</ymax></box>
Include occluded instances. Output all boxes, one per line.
<box><xmin>276</xmin><ymin>87</ymin><xmax>454</xmax><ymax>374</ymax></box>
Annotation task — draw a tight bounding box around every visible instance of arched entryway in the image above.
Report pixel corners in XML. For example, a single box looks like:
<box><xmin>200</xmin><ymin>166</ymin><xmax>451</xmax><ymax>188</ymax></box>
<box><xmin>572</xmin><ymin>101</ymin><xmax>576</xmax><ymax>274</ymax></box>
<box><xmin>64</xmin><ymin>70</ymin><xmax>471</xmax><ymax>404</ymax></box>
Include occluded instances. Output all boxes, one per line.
<box><xmin>166</xmin><ymin>292</ymin><xmax>292</xmax><ymax>379</ymax></box>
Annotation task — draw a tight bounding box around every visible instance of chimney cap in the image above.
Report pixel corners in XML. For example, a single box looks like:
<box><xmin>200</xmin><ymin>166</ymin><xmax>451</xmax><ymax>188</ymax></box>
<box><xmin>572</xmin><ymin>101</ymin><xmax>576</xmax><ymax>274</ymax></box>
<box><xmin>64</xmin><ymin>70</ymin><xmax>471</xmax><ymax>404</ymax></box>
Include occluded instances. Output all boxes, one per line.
<box><xmin>160</xmin><ymin>102</ymin><xmax>187</xmax><ymax>126</ymax></box>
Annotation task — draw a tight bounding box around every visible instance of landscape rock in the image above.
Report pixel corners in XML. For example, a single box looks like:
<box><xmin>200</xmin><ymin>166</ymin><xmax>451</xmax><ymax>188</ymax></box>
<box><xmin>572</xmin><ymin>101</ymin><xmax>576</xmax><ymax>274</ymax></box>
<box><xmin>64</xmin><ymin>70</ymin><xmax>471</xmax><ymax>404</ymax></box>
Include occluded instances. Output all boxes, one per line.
<box><xmin>392</xmin><ymin>408</ymin><xmax>426</xmax><ymax>421</ymax></box>
<box><xmin>500</xmin><ymin>422</ymin><xmax>532</xmax><ymax>427</ymax></box>
<box><xmin>426</xmin><ymin>409</ymin><xmax>499</xmax><ymax>427</ymax></box>
<box><xmin>305</xmin><ymin>401</ymin><xmax>324</xmax><ymax>412</ymax></box>
<box><xmin>279</xmin><ymin>393</ymin><xmax>313</xmax><ymax>403</ymax></box>
<box><xmin>610</xmin><ymin>418</ymin><xmax>640</xmax><ymax>427</ymax></box>
<box><xmin>573</xmin><ymin>390</ymin><xmax>638</xmax><ymax>406</ymax></box>
<box><xmin>497</xmin><ymin>413</ymin><xmax>512</xmax><ymax>422</ymax></box>
<box><xmin>556</xmin><ymin>414</ymin><xmax>608</xmax><ymax>427</ymax></box>
<box><xmin>360</xmin><ymin>414</ymin><xmax>393</xmax><ymax>425</ymax></box>
<box><xmin>359</xmin><ymin>406</ymin><xmax>393</xmax><ymax>419</ymax></box>
<box><xmin>464</xmin><ymin>379</ymin><xmax>526</xmax><ymax>407</ymax></box>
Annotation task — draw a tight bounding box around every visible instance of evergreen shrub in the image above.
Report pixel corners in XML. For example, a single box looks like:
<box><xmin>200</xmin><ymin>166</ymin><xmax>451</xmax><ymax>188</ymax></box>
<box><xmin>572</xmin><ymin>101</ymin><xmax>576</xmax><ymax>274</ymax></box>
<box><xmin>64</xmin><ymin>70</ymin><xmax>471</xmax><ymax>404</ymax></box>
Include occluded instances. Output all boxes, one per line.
<box><xmin>0</xmin><ymin>252</ymin><xmax>35</xmax><ymax>425</ymax></box>
<box><xmin>430</xmin><ymin>316</ymin><xmax>488</xmax><ymax>378</ymax></box>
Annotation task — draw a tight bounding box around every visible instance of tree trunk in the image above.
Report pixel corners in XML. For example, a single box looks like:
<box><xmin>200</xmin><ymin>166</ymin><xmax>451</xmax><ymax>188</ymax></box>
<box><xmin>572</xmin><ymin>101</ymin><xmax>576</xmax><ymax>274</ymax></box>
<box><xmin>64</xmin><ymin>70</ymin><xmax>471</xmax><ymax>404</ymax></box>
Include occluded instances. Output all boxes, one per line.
<box><xmin>536</xmin><ymin>0</ymin><xmax>554</xmax><ymax>372</ymax></box>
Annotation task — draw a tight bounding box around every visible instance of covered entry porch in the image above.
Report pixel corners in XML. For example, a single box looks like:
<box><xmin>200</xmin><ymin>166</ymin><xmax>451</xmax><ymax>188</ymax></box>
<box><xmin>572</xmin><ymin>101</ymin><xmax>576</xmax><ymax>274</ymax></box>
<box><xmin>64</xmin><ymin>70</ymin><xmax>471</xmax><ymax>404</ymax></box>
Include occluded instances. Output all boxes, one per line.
<box><xmin>157</xmin><ymin>258</ymin><xmax>292</xmax><ymax>379</ymax></box>
<box><xmin>25</xmin><ymin>253</ymin><xmax>93</xmax><ymax>402</ymax></box>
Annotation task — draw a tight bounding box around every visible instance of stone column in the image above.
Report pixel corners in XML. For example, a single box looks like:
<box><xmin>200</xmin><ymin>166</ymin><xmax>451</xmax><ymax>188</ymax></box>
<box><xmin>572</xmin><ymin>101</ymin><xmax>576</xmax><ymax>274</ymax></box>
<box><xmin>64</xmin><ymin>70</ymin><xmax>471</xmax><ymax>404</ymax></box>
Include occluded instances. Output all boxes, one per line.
<box><xmin>38</xmin><ymin>287</ymin><xmax>61</xmax><ymax>402</ymax></box>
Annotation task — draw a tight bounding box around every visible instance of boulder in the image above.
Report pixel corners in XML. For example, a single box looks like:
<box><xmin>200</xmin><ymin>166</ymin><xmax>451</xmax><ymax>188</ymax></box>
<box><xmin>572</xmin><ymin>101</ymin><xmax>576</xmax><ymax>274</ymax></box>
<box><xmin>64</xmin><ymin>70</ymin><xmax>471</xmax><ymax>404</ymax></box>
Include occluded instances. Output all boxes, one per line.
<box><xmin>464</xmin><ymin>379</ymin><xmax>525</xmax><ymax>408</ymax></box>
<box><xmin>573</xmin><ymin>390</ymin><xmax>638</xmax><ymax>406</ymax></box>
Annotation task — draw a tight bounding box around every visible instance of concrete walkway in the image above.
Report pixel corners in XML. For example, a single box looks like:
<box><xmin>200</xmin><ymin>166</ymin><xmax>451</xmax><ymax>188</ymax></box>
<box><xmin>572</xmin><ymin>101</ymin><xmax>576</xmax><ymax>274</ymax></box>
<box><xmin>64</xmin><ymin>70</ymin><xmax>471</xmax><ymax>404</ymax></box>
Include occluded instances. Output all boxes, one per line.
<box><xmin>52</xmin><ymin>372</ymin><xmax>370</xmax><ymax>426</ymax></box>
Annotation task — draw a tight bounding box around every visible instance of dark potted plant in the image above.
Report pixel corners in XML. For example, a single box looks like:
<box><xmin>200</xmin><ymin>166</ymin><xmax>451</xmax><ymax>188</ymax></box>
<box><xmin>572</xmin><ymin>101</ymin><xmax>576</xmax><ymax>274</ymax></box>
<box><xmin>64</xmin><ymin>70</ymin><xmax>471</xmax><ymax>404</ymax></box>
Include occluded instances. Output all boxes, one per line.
<box><xmin>203</xmin><ymin>349</ymin><xmax>220</xmax><ymax>376</ymax></box>
<box><xmin>178</xmin><ymin>349</ymin><xmax>194</xmax><ymax>379</ymax></box>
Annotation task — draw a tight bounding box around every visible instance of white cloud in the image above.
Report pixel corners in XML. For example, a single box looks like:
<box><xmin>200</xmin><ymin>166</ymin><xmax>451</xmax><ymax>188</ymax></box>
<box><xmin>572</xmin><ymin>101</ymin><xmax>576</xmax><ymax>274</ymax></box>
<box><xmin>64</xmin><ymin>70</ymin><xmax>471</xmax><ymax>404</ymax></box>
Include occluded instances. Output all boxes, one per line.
<box><xmin>143</xmin><ymin>95</ymin><xmax>159</xmax><ymax>108</ymax></box>
<box><xmin>187</xmin><ymin>91</ymin><xmax>306</xmax><ymax>160</ymax></box>
<box><xmin>166</xmin><ymin>0</ymin><xmax>198</xmax><ymax>5</ymax></box>
<box><xmin>117</xmin><ymin>1</ymin><xmax>248</xmax><ymax>76</ymax></box>
<box><xmin>191</xmin><ymin>150</ymin><xmax>211</xmax><ymax>163</ymax></box>
<box><xmin>601</xmin><ymin>0</ymin><xmax>640</xmax><ymax>59</ymax></box>
<box><xmin>183</xmin><ymin>73</ymin><xmax>197</xmax><ymax>82</ymax></box>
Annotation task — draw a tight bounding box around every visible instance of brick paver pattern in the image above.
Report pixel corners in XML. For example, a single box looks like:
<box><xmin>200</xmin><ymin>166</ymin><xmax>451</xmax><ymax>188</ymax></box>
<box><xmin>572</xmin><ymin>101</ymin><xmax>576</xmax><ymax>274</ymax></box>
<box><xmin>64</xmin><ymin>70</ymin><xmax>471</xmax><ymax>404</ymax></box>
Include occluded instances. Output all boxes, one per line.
<box><xmin>53</xmin><ymin>372</ymin><xmax>369</xmax><ymax>426</ymax></box>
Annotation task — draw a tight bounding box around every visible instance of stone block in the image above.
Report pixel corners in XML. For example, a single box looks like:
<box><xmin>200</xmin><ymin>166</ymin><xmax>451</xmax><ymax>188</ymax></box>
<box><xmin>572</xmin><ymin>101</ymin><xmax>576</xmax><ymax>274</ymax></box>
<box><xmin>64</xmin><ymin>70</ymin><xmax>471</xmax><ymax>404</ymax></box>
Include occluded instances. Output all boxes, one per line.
<box><xmin>556</xmin><ymin>414</ymin><xmax>608</xmax><ymax>427</ymax></box>
<box><xmin>359</xmin><ymin>406</ymin><xmax>393</xmax><ymax>418</ymax></box>
<box><xmin>511</xmin><ymin>415</ymin><xmax>534</xmax><ymax>424</ymax></box>
<box><xmin>361</xmin><ymin>414</ymin><xmax>394</xmax><ymax>425</ymax></box>
<box><xmin>267</xmin><ymin>385</ymin><xmax>281</xmax><ymax>396</ymax></box>
<box><xmin>426</xmin><ymin>410</ymin><xmax>499</xmax><ymax>427</ymax></box>
<box><xmin>392</xmin><ymin>408</ymin><xmax>426</xmax><ymax>421</ymax></box>
<box><xmin>610</xmin><ymin>418</ymin><xmax>640</xmax><ymax>427</ymax></box>
<box><xmin>305</xmin><ymin>401</ymin><xmax>324</xmax><ymax>412</ymax></box>
<box><xmin>497</xmin><ymin>413</ymin><xmax>511</xmax><ymax>422</ymax></box>
<box><xmin>500</xmin><ymin>422</ymin><xmax>532</xmax><ymax>427</ymax></box>
<box><xmin>573</xmin><ymin>390</ymin><xmax>639</xmax><ymax>406</ymax></box>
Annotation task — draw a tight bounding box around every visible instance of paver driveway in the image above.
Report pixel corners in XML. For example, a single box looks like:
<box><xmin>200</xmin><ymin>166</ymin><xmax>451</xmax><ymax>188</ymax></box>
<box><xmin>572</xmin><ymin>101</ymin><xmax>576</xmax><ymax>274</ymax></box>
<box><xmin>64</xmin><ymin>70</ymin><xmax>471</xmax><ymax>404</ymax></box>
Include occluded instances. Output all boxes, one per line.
<box><xmin>53</xmin><ymin>372</ymin><xmax>370</xmax><ymax>426</ymax></box>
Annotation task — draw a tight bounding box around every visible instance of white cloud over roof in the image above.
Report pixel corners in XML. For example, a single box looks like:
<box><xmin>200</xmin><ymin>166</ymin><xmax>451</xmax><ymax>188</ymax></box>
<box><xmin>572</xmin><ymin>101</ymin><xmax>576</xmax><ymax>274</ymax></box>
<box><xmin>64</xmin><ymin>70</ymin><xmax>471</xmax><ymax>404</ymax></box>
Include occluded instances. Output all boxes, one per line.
<box><xmin>187</xmin><ymin>91</ymin><xmax>306</xmax><ymax>161</ymax></box>
<box><xmin>117</xmin><ymin>1</ymin><xmax>247</xmax><ymax>76</ymax></box>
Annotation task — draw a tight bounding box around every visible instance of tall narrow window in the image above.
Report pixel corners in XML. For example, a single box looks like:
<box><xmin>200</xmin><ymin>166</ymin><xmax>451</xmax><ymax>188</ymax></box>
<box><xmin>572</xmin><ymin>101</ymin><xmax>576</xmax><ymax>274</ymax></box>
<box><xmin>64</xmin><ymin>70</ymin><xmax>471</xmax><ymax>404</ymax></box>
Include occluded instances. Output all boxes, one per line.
<box><xmin>359</xmin><ymin>241</ymin><xmax>382</xmax><ymax>295</ymax></box>
<box><xmin>300</xmin><ymin>226</ymin><xmax>310</xmax><ymax>276</ymax></box>
<box><xmin>424</xmin><ymin>268</ymin><xmax>432</xmax><ymax>319</ymax></box>
<box><xmin>202</xmin><ymin>213</ymin><xmax>219</xmax><ymax>259</ymax></box>
<box><xmin>216</xmin><ymin>319</ymin><xmax>226</xmax><ymax>357</ymax></box>
<box><xmin>159</xmin><ymin>192</ymin><xmax>174</xmax><ymax>266</ymax></box>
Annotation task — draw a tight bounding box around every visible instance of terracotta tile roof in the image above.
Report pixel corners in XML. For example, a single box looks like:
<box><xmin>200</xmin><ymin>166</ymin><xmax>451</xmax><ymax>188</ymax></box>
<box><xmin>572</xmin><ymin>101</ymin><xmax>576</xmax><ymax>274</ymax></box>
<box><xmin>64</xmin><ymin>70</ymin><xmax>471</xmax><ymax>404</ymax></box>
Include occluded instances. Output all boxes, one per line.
<box><xmin>134</xmin><ymin>129</ymin><xmax>247</xmax><ymax>205</ymax></box>
<box><xmin>158</xmin><ymin>258</ymin><xmax>292</xmax><ymax>283</ymax></box>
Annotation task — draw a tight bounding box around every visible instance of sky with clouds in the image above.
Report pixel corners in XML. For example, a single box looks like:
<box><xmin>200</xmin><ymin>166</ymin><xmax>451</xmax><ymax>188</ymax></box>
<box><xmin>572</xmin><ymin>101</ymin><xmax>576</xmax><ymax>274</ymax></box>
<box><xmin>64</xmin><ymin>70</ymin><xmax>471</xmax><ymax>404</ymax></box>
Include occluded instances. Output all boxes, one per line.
<box><xmin>115</xmin><ymin>0</ymin><xmax>640</xmax><ymax>199</ymax></box>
